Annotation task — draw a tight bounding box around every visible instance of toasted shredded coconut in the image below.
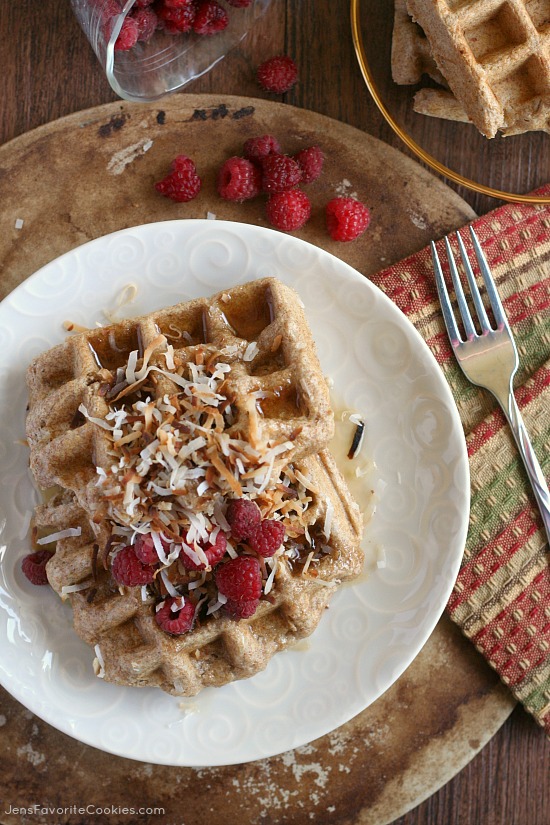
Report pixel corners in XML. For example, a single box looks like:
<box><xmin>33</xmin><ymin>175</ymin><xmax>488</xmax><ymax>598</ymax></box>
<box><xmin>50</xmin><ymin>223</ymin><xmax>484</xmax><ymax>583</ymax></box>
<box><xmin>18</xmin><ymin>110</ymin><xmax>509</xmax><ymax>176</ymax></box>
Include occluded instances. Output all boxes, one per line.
<box><xmin>78</xmin><ymin>335</ymin><xmax>346</xmax><ymax>631</ymax></box>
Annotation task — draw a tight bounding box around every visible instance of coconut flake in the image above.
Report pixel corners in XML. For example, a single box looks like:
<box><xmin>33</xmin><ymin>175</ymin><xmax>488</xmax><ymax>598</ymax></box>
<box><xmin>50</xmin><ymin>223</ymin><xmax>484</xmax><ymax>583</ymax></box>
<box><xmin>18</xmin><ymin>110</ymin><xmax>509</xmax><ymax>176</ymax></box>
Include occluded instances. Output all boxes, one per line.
<box><xmin>376</xmin><ymin>546</ymin><xmax>387</xmax><ymax>569</ymax></box>
<box><xmin>264</xmin><ymin>557</ymin><xmax>279</xmax><ymax>595</ymax></box>
<box><xmin>37</xmin><ymin>526</ymin><xmax>82</xmax><ymax>545</ymax></box>
<box><xmin>244</xmin><ymin>341</ymin><xmax>259</xmax><ymax>362</ymax></box>
<box><xmin>151</xmin><ymin>532</ymin><xmax>170</xmax><ymax>565</ymax></box>
<box><xmin>93</xmin><ymin>645</ymin><xmax>106</xmax><ymax>678</ymax></box>
<box><xmin>159</xmin><ymin>568</ymin><xmax>180</xmax><ymax>597</ymax></box>
<box><xmin>207</xmin><ymin>591</ymin><xmax>227</xmax><ymax>615</ymax></box>
<box><xmin>188</xmin><ymin>572</ymin><xmax>207</xmax><ymax>591</ymax></box>
<box><xmin>61</xmin><ymin>581</ymin><xmax>90</xmax><ymax>595</ymax></box>
<box><xmin>78</xmin><ymin>404</ymin><xmax>113</xmax><ymax>431</ymax></box>
<box><xmin>323</xmin><ymin>497</ymin><xmax>334</xmax><ymax>540</ymax></box>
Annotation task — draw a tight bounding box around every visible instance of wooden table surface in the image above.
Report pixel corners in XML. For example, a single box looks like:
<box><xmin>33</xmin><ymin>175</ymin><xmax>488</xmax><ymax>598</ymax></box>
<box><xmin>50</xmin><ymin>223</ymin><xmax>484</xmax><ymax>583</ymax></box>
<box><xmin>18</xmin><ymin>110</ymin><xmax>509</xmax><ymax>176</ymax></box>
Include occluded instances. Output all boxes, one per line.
<box><xmin>1</xmin><ymin>2</ymin><xmax>549</xmax><ymax>825</ymax></box>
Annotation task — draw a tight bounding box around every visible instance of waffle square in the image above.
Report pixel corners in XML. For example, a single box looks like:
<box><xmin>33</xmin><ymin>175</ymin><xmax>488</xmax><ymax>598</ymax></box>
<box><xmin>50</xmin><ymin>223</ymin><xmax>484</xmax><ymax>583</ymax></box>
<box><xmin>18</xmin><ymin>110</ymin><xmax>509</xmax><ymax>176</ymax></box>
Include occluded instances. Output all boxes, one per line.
<box><xmin>405</xmin><ymin>0</ymin><xmax>550</xmax><ymax>137</ymax></box>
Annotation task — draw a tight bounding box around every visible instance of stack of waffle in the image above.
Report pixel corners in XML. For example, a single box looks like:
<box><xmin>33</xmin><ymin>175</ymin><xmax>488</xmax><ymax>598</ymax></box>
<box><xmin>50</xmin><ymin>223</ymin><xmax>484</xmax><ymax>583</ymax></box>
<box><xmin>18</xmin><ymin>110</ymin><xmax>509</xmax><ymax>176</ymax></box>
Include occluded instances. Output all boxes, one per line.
<box><xmin>26</xmin><ymin>278</ymin><xmax>364</xmax><ymax>695</ymax></box>
<box><xmin>391</xmin><ymin>0</ymin><xmax>550</xmax><ymax>138</ymax></box>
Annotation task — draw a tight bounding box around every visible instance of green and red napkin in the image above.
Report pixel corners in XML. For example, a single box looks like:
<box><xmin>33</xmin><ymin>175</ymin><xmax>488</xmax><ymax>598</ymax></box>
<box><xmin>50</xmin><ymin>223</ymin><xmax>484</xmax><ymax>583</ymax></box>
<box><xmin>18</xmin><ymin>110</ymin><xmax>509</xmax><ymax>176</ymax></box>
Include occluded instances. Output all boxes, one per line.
<box><xmin>371</xmin><ymin>186</ymin><xmax>550</xmax><ymax>736</ymax></box>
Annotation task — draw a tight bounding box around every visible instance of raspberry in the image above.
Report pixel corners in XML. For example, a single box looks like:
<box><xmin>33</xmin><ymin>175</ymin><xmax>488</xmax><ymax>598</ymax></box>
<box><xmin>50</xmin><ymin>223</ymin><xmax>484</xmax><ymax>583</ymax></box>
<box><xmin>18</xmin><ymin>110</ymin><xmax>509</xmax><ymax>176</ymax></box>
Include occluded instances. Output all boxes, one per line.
<box><xmin>155</xmin><ymin>155</ymin><xmax>201</xmax><ymax>203</ymax></box>
<box><xmin>217</xmin><ymin>156</ymin><xmax>262</xmax><ymax>202</ymax></box>
<box><xmin>114</xmin><ymin>16</ymin><xmax>139</xmax><ymax>50</ymax></box>
<box><xmin>226</xmin><ymin>498</ymin><xmax>261</xmax><ymax>541</ymax></box>
<box><xmin>133</xmin><ymin>533</ymin><xmax>168</xmax><ymax>565</ymax></box>
<box><xmin>193</xmin><ymin>0</ymin><xmax>228</xmax><ymax>34</ymax></box>
<box><xmin>257</xmin><ymin>55</ymin><xmax>298</xmax><ymax>94</ymax></box>
<box><xmin>180</xmin><ymin>532</ymin><xmax>227</xmax><ymax>570</ymax></box>
<box><xmin>215</xmin><ymin>557</ymin><xmax>262</xmax><ymax>603</ymax></box>
<box><xmin>225</xmin><ymin>597</ymin><xmax>259</xmax><ymax>619</ymax></box>
<box><xmin>131</xmin><ymin>8</ymin><xmax>158</xmax><ymax>41</ymax></box>
<box><xmin>157</xmin><ymin>0</ymin><xmax>197</xmax><ymax>33</ymax></box>
<box><xmin>111</xmin><ymin>545</ymin><xmax>156</xmax><ymax>587</ymax></box>
<box><xmin>326</xmin><ymin>197</ymin><xmax>371</xmax><ymax>242</ymax></box>
<box><xmin>21</xmin><ymin>550</ymin><xmax>51</xmax><ymax>586</ymax></box>
<box><xmin>226</xmin><ymin>0</ymin><xmax>253</xmax><ymax>6</ymax></box>
<box><xmin>261</xmin><ymin>154</ymin><xmax>302</xmax><ymax>194</ymax></box>
<box><xmin>134</xmin><ymin>0</ymin><xmax>155</xmax><ymax>7</ymax></box>
<box><xmin>155</xmin><ymin>597</ymin><xmax>195</xmax><ymax>635</ymax></box>
<box><xmin>243</xmin><ymin>134</ymin><xmax>281</xmax><ymax>163</ymax></box>
<box><xmin>249</xmin><ymin>519</ymin><xmax>285</xmax><ymax>558</ymax></box>
<box><xmin>294</xmin><ymin>146</ymin><xmax>324</xmax><ymax>184</ymax></box>
<box><xmin>266</xmin><ymin>190</ymin><xmax>311</xmax><ymax>232</ymax></box>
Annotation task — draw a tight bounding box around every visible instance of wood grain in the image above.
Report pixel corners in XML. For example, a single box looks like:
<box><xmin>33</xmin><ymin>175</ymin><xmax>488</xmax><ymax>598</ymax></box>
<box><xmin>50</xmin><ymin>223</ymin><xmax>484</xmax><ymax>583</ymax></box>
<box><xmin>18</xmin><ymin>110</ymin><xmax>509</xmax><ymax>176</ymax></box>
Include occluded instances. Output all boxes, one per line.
<box><xmin>0</xmin><ymin>3</ymin><xmax>549</xmax><ymax>825</ymax></box>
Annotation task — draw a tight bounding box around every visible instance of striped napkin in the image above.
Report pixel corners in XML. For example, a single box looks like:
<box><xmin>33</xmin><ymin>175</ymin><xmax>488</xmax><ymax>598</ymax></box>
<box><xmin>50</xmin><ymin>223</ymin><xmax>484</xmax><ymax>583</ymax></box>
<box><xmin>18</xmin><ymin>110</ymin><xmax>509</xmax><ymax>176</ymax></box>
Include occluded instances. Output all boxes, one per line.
<box><xmin>369</xmin><ymin>186</ymin><xmax>550</xmax><ymax>736</ymax></box>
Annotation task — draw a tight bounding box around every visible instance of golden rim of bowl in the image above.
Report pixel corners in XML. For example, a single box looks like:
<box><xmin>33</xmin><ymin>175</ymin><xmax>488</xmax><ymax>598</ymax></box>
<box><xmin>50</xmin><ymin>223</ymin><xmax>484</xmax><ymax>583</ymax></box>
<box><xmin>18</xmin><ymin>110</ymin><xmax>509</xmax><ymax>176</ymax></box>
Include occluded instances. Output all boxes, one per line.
<box><xmin>350</xmin><ymin>0</ymin><xmax>550</xmax><ymax>205</ymax></box>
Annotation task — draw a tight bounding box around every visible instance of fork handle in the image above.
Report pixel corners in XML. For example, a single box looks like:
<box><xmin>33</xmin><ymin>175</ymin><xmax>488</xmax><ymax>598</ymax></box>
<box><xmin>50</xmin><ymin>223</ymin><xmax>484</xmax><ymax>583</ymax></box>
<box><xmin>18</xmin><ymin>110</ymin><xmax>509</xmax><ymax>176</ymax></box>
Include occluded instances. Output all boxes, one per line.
<box><xmin>500</xmin><ymin>388</ymin><xmax>550</xmax><ymax>546</ymax></box>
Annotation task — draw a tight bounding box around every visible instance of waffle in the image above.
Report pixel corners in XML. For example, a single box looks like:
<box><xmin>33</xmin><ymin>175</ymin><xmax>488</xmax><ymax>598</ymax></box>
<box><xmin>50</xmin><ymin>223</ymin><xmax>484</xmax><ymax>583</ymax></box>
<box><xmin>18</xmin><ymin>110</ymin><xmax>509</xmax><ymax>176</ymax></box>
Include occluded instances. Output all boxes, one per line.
<box><xmin>392</xmin><ymin>0</ymin><xmax>446</xmax><ymax>85</ymax></box>
<box><xmin>412</xmin><ymin>87</ymin><xmax>471</xmax><ymax>122</ymax></box>
<box><xmin>405</xmin><ymin>0</ymin><xmax>550</xmax><ymax>138</ymax></box>
<box><xmin>26</xmin><ymin>277</ymin><xmax>334</xmax><ymax>518</ymax></box>
<box><xmin>37</xmin><ymin>450</ymin><xmax>364</xmax><ymax>695</ymax></box>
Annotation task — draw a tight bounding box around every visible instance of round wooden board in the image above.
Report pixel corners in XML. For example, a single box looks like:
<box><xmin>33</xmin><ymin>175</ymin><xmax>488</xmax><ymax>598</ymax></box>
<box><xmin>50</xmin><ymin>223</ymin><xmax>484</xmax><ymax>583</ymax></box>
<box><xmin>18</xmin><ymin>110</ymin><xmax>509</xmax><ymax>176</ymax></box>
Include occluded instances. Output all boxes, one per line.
<box><xmin>0</xmin><ymin>95</ymin><xmax>514</xmax><ymax>825</ymax></box>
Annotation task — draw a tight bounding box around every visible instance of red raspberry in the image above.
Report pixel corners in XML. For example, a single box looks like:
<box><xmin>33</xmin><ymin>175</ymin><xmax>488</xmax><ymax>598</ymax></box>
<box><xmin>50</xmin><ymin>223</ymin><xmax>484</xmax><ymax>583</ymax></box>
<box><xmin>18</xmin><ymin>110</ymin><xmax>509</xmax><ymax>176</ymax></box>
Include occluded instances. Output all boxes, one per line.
<box><xmin>249</xmin><ymin>519</ymin><xmax>285</xmax><ymax>557</ymax></box>
<box><xmin>257</xmin><ymin>55</ymin><xmax>298</xmax><ymax>94</ymax></box>
<box><xmin>131</xmin><ymin>8</ymin><xmax>158</xmax><ymax>41</ymax></box>
<box><xmin>217</xmin><ymin>156</ymin><xmax>262</xmax><ymax>202</ymax></box>
<box><xmin>157</xmin><ymin>0</ymin><xmax>197</xmax><ymax>33</ymax></box>
<box><xmin>243</xmin><ymin>134</ymin><xmax>281</xmax><ymax>163</ymax></box>
<box><xmin>21</xmin><ymin>550</ymin><xmax>51</xmax><ymax>586</ymax></box>
<box><xmin>193</xmin><ymin>0</ymin><xmax>228</xmax><ymax>34</ymax></box>
<box><xmin>225</xmin><ymin>597</ymin><xmax>259</xmax><ymax>618</ymax></box>
<box><xmin>114</xmin><ymin>16</ymin><xmax>139</xmax><ymax>50</ymax></box>
<box><xmin>155</xmin><ymin>155</ymin><xmax>202</xmax><ymax>203</ymax></box>
<box><xmin>215</xmin><ymin>557</ymin><xmax>262</xmax><ymax>603</ymax></box>
<box><xmin>226</xmin><ymin>0</ymin><xmax>253</xmax><ymax>6</ymax></box>
<box><xmin>261</xmin><ymin>154</ymin><xmax>302</xmax><ymax>194</ymax></box>
<box><xmin>155</xmin><ymin>597</ymin><xmax>195</xmax><ymax>635</ymax></box>
<box><xmin>163</xmin><ymin>0</ymin><xmax>194</xmax><ymax>6</ymax></box>
<box><xmin>326</xmin><ymin>197</ymin><xmax>371</xmax><ymax>242</ymax></box>
<box><xmin>226</xmin><ymin>498</ymin><xmax>262</xmax><ymax>541</ymax></box>
<box><xmin>266</xmin><ymin>190</ymin><xmax>311</xmax><ymax>232</ymax></box>
<box><xmin>111</xmin><ymin>546</ymin><xmax>156</xmax><ymax>587</ymax></box>
<box><xmin>134</xmin><ymin>0</ymin><xmax>155</xmax><ymax>7</ymax></box>
<box><xmin>294</xmin><ymin>146</ymin><xmax>324</xmax><ymax>184</ymax></box>
<box><xmin>133</xmin><ymin>533</ymin><xmax>169</xmax><ymax>565</ymax></box>
<box><xmin>180</xmin><ymin>532</ymin><xmax>227</xmax><ymax>570</ymax></box>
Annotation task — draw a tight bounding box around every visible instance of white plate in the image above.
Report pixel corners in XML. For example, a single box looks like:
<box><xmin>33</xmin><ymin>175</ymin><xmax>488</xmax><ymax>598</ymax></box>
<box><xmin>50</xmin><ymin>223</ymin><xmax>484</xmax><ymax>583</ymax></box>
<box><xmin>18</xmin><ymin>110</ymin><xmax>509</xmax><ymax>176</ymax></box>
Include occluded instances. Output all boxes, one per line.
<box><xmin>0</xmin><ymin>220</ymin><xmax>469</xmax><ymax>767</ymax></box>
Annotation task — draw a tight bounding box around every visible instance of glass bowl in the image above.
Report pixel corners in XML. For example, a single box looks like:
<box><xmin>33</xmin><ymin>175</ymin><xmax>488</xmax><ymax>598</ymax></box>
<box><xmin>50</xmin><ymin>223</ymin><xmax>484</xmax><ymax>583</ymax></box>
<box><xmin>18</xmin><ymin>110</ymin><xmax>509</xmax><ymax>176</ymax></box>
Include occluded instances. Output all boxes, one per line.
<box><xmin>71</xmin><ymin>0</ymin><xmax>272</xmax><ymax>102</ymax></box>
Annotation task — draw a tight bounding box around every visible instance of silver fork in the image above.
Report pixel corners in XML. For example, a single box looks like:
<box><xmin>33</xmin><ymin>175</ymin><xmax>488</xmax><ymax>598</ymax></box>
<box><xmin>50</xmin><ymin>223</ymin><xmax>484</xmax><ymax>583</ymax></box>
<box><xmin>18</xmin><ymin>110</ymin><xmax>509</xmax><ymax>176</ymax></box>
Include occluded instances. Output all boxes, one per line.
<box><xmin>431</xmin><ymin>227</ymin><xmax>550</xmax><ymax>545</ymax></box>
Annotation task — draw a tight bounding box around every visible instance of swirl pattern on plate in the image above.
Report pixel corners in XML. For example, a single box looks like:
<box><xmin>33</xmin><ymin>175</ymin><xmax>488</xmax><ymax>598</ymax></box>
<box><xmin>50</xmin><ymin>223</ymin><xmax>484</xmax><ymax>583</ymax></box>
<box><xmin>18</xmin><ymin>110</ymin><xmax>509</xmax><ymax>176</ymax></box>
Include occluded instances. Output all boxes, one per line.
<box><xmin>0</xmin><ymin>220</ymin><xmax>469</xmax><ymax>766</ymax></box>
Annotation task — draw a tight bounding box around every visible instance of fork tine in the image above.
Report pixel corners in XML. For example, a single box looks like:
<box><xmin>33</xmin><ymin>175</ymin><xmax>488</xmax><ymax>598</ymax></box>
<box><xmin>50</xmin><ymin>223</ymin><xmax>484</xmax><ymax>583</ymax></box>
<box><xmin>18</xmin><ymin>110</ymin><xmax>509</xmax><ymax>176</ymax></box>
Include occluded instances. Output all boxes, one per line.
<box><xmin>456</xmin><ymin>231</ymin><xmax>491</xmax><ymax>331</ymax></box>
<box><xmin>431</xmin><ymin>241</ymin><xmax>461</xmax><ymax>343</ymax></box>
<box><xmin>444</xmin><ymin>236</ymin><xmax>477</xmax><ymax>340</ymax></box>
<box><xmin>469</xmin><ymin>227</ymin><xmax>508</xmax><ymax>330</ymax></box>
